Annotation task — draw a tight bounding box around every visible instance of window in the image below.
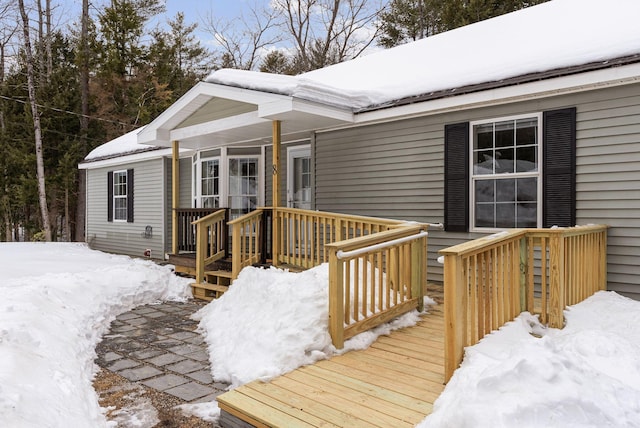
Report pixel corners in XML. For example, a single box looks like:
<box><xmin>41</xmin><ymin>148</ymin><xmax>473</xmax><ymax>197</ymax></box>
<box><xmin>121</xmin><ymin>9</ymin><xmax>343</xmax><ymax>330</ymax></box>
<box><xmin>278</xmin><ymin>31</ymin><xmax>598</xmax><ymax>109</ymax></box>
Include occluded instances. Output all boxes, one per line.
<box><xmin>201</xmin><ymin>159</ymin><xmax>220</xmax><ymax>208</ymax></box>
<box><xmin>107</xmin><ymin>169</ymin><xmax>133</xmax><ymax>223</ymax></box>
<box><xmin>444</xmin><ymin>108</ymin><xmax>576</xmax><ymax>232</ymax></box>
<box><xmin>471</xmin><ymin>115</ymin><xmax>541</xmax><ymax>229</ymax></box>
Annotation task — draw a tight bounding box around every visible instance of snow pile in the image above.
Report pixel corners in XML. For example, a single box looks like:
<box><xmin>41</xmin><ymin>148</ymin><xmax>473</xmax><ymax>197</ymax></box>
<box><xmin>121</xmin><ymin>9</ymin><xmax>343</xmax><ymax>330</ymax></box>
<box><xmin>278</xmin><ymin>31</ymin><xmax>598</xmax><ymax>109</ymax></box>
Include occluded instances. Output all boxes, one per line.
<box><xmin>206</xmin><ymin>0</ymin><xmax>640</xmax><ymax>109</ymax></box>
<box><xmin>195</xmin><ymin>264</ymin><xmax>433</xmax><ymax>389</ymax></box>
<box><xmin>0</xmin><ymin>243</ymin><xmax>191</xmax><ymax>428</ymax></box>
<box><xmin>420</xmin><ymin>291</ymin><xmax>640</xmax><ymax>428</ymax></box>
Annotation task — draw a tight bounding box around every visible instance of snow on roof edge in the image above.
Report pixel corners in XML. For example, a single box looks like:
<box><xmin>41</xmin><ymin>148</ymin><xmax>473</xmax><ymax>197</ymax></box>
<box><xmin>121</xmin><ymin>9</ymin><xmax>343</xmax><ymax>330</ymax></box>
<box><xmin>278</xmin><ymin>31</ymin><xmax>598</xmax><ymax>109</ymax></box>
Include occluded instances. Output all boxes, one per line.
<box><xmin>204</xmin><ymin>0</ymin><xmax>640</xmax><ymax>110</ymax></box>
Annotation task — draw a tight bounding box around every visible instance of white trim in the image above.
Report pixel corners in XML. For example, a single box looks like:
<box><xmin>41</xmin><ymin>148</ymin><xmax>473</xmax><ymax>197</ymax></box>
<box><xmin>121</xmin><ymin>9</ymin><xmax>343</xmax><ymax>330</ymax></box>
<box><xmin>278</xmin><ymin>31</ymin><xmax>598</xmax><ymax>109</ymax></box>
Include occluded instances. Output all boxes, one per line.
<box><xmin>469</xmin><ymin>113</ymin><xmax>543</xmax><ymax>232</ymax></box>
<box><xmin>79</xmin><ymin>148</ymin><xmax>193</xmax><ymax>170</ymax></box>
<box><xmin>112</xmin><ymin>170</ymin><xmax>128</xmax><ymax>222</ymax></box>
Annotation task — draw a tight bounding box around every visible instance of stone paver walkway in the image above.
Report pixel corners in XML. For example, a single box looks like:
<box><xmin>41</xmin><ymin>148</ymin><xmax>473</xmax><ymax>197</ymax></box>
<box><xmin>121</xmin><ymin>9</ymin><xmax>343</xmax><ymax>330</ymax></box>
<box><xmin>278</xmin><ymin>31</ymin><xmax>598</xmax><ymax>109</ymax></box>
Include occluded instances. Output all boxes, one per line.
<box><xmin>95</xmin><ymin>300</ymin><xmax>230</xmax><ymax>404</ymax></box>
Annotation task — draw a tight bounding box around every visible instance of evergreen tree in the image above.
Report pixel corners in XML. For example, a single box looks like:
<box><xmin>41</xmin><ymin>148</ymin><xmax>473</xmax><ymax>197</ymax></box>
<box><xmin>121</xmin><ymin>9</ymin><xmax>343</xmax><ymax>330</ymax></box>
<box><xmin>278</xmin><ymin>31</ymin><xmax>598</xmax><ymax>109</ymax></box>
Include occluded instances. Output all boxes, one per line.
<box><xmin>378</xmin><ymin>0</ymin><xmax>549</xmax><ymax>47</ymax></box>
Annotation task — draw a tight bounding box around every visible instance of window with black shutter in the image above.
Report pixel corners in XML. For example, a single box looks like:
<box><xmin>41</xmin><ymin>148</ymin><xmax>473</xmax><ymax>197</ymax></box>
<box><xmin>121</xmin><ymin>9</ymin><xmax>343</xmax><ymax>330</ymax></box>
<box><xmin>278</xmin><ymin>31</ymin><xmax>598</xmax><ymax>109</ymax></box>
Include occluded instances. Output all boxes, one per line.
<box><xmin>108</xmin><ymin>169</ymin><xmax>134</xmax><ymax>223</ymax></box>
<box><xmin>444</xmin><ymin>107</ymin><xmax>576</xmax><ymax>231</ymax></box>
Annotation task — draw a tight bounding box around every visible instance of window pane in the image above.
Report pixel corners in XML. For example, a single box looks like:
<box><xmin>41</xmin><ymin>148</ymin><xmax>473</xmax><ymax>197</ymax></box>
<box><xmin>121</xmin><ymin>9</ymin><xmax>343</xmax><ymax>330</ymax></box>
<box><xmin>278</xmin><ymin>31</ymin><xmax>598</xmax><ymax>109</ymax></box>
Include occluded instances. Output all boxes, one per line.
<box><xmin>495</xmin><ymin>120</ymin><xmax>514</xmax><ymax>148</ymax></box>
<box><xmin>516</xmin><ymin>118</ymin><xmax>537</xmax><ymax>146</ymax></box>
<box><xmin>475</xmin><ymin>204</ymin><xmax>494</xmax><ymax>228</ymax></box>
<box><xmin>496</xmin><ymin>202</ymin><xmax>516</xmax><ymax>228</ymax></box>
<box><xmin>496</xmin><ymin>179</ymin><xmax>515</xmax><ymax>202</ymax></box>
<box><xmin>475</xmin><ymin>124</ymin><xmax>493</xmax><ymax>150</ymax></box>
<box><xmin>475</xmin><ymin>179</ymin><xmax>494</xmax><ymax>203</ymax></box>
<box><xmin>517</xmin><ymin>203</ymin><xmax>537</xmax><ymax>227</ymax></box>
<box><xmin>495</xmin><ymin>148</ymin><xmax>514</xmax><ymax>173</ymax></box>
<box><xmin>516</xmin><ymin>177</ymin><xmax>537</xmax><ymax>202</ymax></box>
<box><xmin>474</xmin><ymin>150</ymin><xmax>494</xmax><ymax>175</ymax></box>
<box><xmin>516</xmin><ymin>146</ymin><xmax>537</xmax><ymax>172</ymax></box>
<box><xmin>114</xmin><ymin>198</ymin><xmax>127</xmax><ymax>220</ymax></box>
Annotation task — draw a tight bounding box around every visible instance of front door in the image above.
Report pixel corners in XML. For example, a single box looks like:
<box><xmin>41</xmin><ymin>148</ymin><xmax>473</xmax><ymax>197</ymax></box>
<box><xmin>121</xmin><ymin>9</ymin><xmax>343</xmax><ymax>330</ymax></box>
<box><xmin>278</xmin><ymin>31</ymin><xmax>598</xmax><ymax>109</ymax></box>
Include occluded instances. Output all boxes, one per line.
<box><xmin>228</xmin><ymin>157</ymin><xmax>259</xmax><ymax>219</ymax></box>
<box><xmin>287</xmin><ymin>146</ymin><xmax>312</xmax><ymax>209</ymax></box>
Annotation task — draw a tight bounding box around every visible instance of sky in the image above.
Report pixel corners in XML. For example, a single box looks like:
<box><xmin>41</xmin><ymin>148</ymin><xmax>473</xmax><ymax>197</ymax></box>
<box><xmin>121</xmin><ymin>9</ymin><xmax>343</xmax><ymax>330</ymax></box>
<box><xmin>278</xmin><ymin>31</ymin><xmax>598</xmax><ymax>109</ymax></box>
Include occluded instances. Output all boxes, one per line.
<box><xmin>2</xmin><ymin>242</ymin><xmax>640</xmax><ymax>427</ymax></box>
<box><xmin>58</xmin><ymin>0</ymin><xmax>268</xmax><ymax>46</ymax></box>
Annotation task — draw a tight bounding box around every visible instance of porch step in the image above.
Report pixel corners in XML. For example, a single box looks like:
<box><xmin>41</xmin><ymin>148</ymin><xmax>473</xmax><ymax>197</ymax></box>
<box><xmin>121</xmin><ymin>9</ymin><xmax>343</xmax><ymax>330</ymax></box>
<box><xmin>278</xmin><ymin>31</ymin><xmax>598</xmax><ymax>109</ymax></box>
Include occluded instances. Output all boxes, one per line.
<box><xmin>191</xmin><ymin>282</ymin><xmax>229</xmax><ymax>301</ymax></box>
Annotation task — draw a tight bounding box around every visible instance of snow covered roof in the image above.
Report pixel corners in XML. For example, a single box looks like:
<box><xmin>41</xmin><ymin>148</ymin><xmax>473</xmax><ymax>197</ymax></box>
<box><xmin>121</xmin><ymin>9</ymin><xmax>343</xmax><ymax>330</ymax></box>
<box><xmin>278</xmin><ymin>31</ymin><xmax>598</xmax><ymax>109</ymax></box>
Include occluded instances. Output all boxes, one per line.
<box><xmin>206</xmin><ymin>0</ymin><xmax>640</xmax><ymax>110</ymax></box>
<box><xmin>82</xmin><ymin>126</ymin><xmax>161</xmax><ymax>162</ymax></box>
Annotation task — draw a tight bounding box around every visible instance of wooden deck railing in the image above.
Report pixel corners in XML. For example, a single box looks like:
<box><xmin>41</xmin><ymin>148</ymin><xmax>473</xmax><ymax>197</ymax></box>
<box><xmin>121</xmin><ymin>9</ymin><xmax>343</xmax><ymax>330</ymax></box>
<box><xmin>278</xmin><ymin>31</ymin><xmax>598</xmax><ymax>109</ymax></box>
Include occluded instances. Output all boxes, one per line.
<box><xmin>325</xmin><ymin>225</ymin><xmax>428</xmax><ymax>349</ymax></box>
<box><xmin>272</xmin><ymin>207</ymin><xmax>405</xmax><ymax>270</ymax></box>
<box><xmin>229</xmin><ymin>209</ymin><xmax>266</xmax><ymax>279</ymax></box>
<box><xmin>441</xmin><ymin>224</ymin><xmax>608</xmax><ymax>382</ymax></box>
<box><xmin>192</xmin><ymin>209</ymin><xmax>228</xmax><ymax>285</ymax></box>
<box><xmin>175</xmin><ymin>208</ymin><xmax>218</xmax><ymax>252</ymax></box>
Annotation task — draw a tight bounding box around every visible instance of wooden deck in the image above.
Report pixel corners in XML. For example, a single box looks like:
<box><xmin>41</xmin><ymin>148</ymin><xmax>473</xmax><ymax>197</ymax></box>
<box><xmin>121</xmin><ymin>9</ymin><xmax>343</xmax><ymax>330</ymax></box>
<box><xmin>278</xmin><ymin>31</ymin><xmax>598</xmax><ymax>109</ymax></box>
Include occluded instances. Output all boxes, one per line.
<box><xmin>217</xmin><ymin>285</ymin><xmax>445</xmax><ymax>428</ymax></box>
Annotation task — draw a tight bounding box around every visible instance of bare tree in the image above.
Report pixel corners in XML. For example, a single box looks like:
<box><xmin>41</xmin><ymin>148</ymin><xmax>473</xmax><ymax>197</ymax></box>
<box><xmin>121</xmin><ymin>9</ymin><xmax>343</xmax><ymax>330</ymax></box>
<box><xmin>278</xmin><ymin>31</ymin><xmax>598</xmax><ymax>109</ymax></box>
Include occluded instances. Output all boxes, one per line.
<box><xmin>18</xmin><ymin>0</ymin><xmax>52</xmax><ymax>241</ymax></box>
<box><xmin>273</xmin><ymin>0</ymin><xmax>386</xmax><ymax>72</ymax></box>
<box><xmin>203</xmin><ymin>3</ymin><xmax>282</xmax><ymax>70</ymax></box>
<box><xmin>75</xmin><ymin>0</ymin><xmax>89</xmax><ymax>242</ymax></box>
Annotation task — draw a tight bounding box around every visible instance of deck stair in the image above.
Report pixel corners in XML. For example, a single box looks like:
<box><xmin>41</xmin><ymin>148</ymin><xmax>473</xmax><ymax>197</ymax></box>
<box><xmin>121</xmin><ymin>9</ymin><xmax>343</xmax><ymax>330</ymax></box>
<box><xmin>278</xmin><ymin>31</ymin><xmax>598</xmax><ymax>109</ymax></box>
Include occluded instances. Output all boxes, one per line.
<box><xmin>190</xmin><ymin>258</ymin><xmax>234</xmax><ymax>301</ymax></box>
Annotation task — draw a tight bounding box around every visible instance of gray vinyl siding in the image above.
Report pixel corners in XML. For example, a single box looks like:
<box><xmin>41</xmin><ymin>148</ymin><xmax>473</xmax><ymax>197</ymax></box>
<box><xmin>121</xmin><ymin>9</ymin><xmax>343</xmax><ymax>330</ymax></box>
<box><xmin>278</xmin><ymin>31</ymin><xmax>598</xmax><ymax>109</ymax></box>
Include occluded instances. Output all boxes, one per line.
<box><xmin>86</xmin><ymin>158</ymin><xmax>165</xmax><ymax>259</ymax></box>
<box><xmin>315</xmin><ymin>83</ymin><xmax>640</xmax><ymax>298</ymax></box>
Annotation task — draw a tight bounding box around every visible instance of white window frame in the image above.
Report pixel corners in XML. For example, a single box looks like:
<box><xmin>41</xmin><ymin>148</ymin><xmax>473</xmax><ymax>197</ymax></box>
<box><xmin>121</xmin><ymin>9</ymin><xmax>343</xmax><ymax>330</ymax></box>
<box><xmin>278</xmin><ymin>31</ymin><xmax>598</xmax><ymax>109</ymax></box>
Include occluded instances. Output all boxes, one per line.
<box><xmin>112</xmin><ymin>169</ymin><xmax>128</xmax><ymax>222</ymax></box>
<box><xmin>469</xmin><ymin>113</ymin><xmax>543</xmax><ymax>232</ymax></box>
<box><xmin>192</xmin><ymin>148</ymin><xmax>263</xmax><ymax>211</ymax></box>
<box><xmin>227</xmin><ymin>155</ymin><xmax>262</xmax><ymax>217</ymax></box>
<box><xmin>286</xmin><ymin>144</ymin><xmax>312</xmax><ymax>209</ymax></box>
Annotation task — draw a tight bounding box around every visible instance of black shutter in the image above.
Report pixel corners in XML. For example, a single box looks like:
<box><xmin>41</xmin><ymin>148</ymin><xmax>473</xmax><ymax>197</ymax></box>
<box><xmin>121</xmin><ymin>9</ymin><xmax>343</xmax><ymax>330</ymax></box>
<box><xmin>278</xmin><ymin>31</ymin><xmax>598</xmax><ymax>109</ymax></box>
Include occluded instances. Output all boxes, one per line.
<box><xmin>444</xmin><ymin>122</ymin><xmax>470</xmax><ymax>232</ymax></box>
<box><xmin>107</xmin><ymin>171</ymin><xmax>113</xmax><ymax>222</ymax></box>
<box><xmin>126</xmin><ymin>169</ymin><xmax>134</xmax><ymax>223</ymax></box>
<box><xmin>543</xmin><ymin>108</ymin><xmax>576</xmax><ymax>228</ymax></box>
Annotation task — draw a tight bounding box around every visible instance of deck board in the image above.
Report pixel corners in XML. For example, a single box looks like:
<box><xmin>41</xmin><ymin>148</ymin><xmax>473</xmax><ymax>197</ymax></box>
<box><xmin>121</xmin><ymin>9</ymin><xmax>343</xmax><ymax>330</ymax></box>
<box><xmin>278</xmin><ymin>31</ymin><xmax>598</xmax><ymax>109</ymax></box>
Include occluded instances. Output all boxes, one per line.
<box><xmin>217</xmin><ymin>285</ymin><xmax>446</xmax><ymax>427</ymax></box>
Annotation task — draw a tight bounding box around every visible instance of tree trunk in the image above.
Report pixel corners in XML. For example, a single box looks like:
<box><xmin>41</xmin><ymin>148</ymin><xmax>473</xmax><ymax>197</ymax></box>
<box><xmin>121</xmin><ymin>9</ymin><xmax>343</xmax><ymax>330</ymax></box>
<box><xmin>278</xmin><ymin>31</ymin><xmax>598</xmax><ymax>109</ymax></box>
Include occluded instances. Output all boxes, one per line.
<box><xmin>75</xmin><ymin>0</ymin><xmax>89</xmax><ymax>242</ymax></box>
<box><xmin>18</xmin><ymin>0</ymin><xmax>52</xmax><ymax>241</ymax></box>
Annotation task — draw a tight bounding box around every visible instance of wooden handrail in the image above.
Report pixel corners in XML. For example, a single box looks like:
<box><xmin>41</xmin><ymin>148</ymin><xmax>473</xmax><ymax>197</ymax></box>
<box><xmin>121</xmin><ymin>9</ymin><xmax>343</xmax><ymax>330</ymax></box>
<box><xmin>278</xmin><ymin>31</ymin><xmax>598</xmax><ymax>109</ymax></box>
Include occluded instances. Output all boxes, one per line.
<box><xmin>231</xmin><ymin>209</ymin><xmax>265</xmax><ymax>279</ymax></box>
<box><xmin>194</xmin><ymin>209</ymin><xmax>228</xmax><ymax>285</ymax></box>
<box><xmin>326</xmin><ymin>225</ymin><xmax>427</xmax><ymax>349</ymax></box>
<box><xmin>442</xmin><ymin>224</ymin><xmax>609</xmax><ymax>382</ymax></box>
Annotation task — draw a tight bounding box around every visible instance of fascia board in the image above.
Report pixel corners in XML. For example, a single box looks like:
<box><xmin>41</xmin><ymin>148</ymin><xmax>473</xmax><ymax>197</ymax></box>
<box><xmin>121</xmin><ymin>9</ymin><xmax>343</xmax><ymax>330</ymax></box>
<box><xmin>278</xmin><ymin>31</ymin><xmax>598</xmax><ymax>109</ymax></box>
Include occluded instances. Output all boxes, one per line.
<box><xmin>258</xmin><ymin>98</ymin><xmax>354</xmax><ymax>122</ymax></box>
<box><xmin>169</xmin><ymin>111</ymin><xmax>269</xmax><ymax>141</ymax></box>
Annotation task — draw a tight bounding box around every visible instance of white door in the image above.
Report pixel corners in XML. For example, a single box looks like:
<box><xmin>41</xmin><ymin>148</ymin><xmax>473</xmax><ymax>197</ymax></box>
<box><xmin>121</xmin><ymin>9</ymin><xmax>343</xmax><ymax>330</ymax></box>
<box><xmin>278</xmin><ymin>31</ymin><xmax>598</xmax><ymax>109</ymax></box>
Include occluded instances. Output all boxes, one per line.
<box><xmin>287</xmin><ymin>146</ymin><xmax>312</xmax><ymax>209</ymax></box>
<box><xmin>228</xmin><ymin>157</ymin><xmax>259</xmax><ymax>219</ymax></box>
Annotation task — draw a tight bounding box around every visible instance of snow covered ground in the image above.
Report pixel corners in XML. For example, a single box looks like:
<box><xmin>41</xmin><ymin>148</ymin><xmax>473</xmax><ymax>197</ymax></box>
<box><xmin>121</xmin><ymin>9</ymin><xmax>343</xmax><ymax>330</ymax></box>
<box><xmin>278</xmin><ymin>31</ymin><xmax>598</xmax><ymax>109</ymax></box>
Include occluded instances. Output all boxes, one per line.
<box><xmin>2</xmin><ymin>242</ymin><xmax>639</xmax><ymax>427</ymax></box>
<box><xmin>420</xmin><ymin>291</ymin><xmax>640</xmax><ymax>428</ymax></box>
<box><xmin>0</xmin><ymin>243</ymin><xmax>191</xmax><ymax>428</ymax></box>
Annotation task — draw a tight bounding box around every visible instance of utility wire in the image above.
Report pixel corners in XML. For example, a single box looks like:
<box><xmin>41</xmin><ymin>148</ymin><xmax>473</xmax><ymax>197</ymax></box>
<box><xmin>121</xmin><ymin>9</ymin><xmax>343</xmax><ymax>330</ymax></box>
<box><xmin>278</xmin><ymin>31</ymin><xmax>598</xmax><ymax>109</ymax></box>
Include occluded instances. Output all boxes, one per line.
<box><xmin>0</xmin><ymin>94</ymin><xmax>140</xmax><ymax>129</ymax></box>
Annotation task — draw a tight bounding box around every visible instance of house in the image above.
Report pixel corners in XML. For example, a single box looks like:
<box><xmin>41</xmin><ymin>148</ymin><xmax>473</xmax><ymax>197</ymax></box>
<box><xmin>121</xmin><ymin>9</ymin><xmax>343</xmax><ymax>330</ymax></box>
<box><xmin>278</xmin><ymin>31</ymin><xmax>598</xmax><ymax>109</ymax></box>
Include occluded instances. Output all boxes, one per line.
<box><xmin>78</xmin><ymin>127</ymin><xmax>187</xmax><ymax>259</ymax></box>
<box><xmin>82</xmin><ymin>0</ymin><xmax>640</xmax><ymax>299</ymax></box>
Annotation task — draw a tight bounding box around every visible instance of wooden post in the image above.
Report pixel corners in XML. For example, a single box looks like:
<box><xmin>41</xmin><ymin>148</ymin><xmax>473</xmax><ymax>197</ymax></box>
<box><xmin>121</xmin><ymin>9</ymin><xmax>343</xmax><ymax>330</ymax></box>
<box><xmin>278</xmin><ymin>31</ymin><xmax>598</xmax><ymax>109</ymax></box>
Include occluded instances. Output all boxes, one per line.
<box><xmin>519</xmin><ymin>237</ymin><xmax>527</xmax><ymax>312</ymax></box>
<box><xmin>548</xmin><ymin>233</ymin><xmax>566</xmax><ymax>328</ymax></box>
<box><xmin>328</xmin><ymin>248</ymin><xmax>344</xmax><ymax>348</ymax></box>
<box><xmin>272</xmin><ymin>120</ymin><xmax>281</xmax><ymax>208</ymax></box>
<box><xmin>232</xmin><ymin>221</ymin><xmax>241</xmax><ymax>279</ymax></box>
<box><xmin>171</xmin><ymin>140</ymin><xmax>179</xmax><ymax>255</ymax></box>
<box><xmin>444</xmin><ymin>253</ymin><xmax>466</xmax><ymax>383</ymax></box>
<box><xmin>195</xmin><ymin>223</ymin><xmax>205</xmax><ymax>285</ymax></box>
<box><xmin>411</xmin><ymin>236</ymin><xmax>425</xmax><ymax>312</ymax></box>
<box><xmin>272</xmin><ymin>120</ymin><xmax>281</xmax><ymax>265</ymax></box>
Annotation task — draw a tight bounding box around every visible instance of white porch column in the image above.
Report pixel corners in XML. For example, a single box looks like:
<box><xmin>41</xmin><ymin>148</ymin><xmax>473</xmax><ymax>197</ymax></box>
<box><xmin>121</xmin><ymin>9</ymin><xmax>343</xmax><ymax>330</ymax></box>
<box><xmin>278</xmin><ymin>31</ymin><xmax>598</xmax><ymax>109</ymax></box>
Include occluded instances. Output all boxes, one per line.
<box><xmin>171</xmin><ymin>140</ymin><xmax>179</xmax><ymax>255</ymax></box>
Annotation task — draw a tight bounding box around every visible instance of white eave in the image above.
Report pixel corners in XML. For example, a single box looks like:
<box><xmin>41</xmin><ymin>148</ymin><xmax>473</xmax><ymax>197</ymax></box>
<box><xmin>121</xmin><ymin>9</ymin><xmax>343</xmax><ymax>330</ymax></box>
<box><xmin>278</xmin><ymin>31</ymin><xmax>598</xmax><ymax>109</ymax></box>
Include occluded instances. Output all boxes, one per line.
<box><xmin>139</xmin><ymin>81</ymin><xmax>354</xmax><ymax>150</ymax></box>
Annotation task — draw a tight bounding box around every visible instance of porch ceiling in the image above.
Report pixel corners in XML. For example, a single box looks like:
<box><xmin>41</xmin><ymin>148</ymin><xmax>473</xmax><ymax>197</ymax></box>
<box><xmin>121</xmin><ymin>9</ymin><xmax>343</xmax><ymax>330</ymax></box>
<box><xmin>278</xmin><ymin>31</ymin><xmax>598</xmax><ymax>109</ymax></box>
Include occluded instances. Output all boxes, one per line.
<box><xmin>139</xmin><ymin>82</ymin><xmax>354</xmax><ymax>150</ymax></box>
